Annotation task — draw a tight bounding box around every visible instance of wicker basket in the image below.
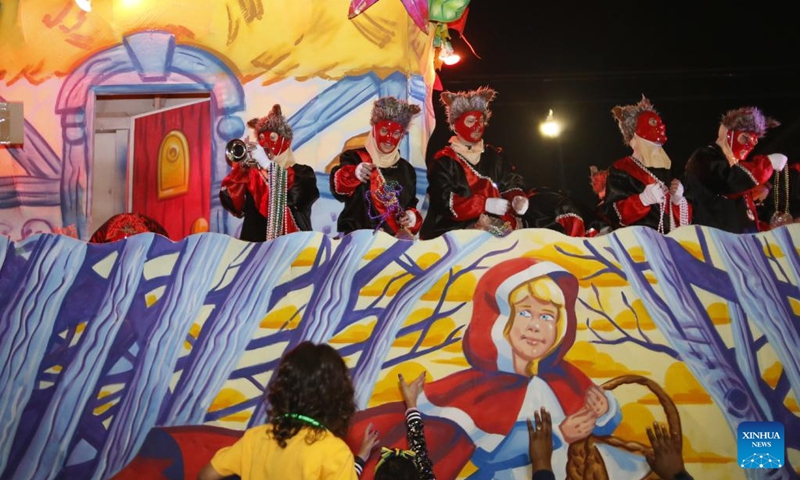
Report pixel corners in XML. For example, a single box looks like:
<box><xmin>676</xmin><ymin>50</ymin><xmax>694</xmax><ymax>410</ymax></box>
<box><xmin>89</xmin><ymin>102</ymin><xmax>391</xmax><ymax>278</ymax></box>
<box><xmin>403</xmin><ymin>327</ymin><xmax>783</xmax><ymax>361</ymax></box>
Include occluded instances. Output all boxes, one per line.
<box><xmin>565</xmin><ymin>375</ymin><xmax>681</xmax><ymax>480</ymax></box>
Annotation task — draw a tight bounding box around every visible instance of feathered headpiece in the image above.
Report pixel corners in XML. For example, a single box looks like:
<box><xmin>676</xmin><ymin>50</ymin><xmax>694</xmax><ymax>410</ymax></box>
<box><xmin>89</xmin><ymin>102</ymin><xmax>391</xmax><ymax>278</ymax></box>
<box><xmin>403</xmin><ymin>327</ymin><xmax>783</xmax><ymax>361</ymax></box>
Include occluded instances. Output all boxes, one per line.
<box><xmin>370</xmin><ymin>97</ymin><xmax>421</xmax><ymax>129</ymax></box>
<box><xmin>720</xmin><ymin>106</ymin><xmax>780</xmax><ymax>138</ymax></box>
<box><xmin>247</xmin><ymin>104</ymin><xmax>293</xmax><ymax>141</ymax></box>
<box><xmin>611</xmin><ymin>94</ymin><xmax>658</xmax><ymax>145</ymax></box>
<box><xmin>441</xmin><ymin>86</ymin><xmax>496</xmax><ymax>126</ymax></box>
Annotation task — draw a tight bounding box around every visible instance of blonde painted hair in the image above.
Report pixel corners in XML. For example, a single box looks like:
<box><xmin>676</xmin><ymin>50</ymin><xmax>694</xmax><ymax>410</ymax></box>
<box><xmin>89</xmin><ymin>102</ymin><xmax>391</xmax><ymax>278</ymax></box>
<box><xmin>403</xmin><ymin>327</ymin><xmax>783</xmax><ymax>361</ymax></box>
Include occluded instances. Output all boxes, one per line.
<box><xmin>503</xmin><ymin>276</ymin><xmax>567</xmax><ymax>375</ymax></box>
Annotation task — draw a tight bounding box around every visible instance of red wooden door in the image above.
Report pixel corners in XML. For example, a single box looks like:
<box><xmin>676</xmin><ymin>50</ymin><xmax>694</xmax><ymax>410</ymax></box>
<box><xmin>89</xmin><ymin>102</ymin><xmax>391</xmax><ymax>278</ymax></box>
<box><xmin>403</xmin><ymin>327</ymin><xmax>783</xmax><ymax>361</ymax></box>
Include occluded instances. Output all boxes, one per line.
<box><xmin>131</xmin><ymin>100</ymin><xmax>211</xmax><ymax>240</ymax></box>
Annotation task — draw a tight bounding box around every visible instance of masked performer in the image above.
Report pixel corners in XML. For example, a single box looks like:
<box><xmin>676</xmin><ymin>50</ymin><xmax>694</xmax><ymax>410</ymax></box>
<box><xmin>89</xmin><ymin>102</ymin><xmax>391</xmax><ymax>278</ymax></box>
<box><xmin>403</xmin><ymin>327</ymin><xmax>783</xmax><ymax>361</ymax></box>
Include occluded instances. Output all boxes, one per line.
<box><xmin>602</xmin><ymin>95</ymin><xmax>691</xmax><ymax>233</ymax></box>
<box><xmin>420</xmin><ymin>87</ymin><xmax>528</xmax><ymax>240</ymax></box>
<box><xmin>220</xmin><ymin>104</ymin><xmax>319</xmax><ymax>241</ymax></box>
<box><xmin>330</xmin><ymin>97</ymin><xmax>422</xmax><ymax>239</ymax></box>
<box><xmin>683</xmin><ymin>106</ymin><xmax>787</xmax><ymax>233</ymax></box>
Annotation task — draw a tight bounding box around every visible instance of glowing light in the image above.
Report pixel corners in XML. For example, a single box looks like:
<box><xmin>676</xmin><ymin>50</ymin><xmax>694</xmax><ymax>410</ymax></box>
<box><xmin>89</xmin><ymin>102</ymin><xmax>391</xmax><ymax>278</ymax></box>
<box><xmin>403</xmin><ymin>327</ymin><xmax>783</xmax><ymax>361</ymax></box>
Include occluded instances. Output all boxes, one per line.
<box><xmin>438</xmin><ymin>40</ymin><xmax>461</xmax><ymax>66</ymax></box>
<box><xmin>539</xmin><ymin>109</ymin><xmax>561</xmax><ymax>138</ymax></box>
<box><xmin>75</xmin><ymin>0</ymin><xmax>92</xmax><ymax>11</ymax></box>
<box><xmin>442</xmin><ymin>52</ymin><xmax>461</xmax><ymax>65</ymax></box>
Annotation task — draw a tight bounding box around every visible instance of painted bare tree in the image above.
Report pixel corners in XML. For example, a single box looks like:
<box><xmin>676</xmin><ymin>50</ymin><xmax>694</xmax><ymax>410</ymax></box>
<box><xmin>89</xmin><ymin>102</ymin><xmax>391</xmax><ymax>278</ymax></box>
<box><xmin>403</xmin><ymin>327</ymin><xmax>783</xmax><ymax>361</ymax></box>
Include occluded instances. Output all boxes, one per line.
<box><xmin>2</xmin><ymin>225</ymin><xmax>798</xmax><ymax>480</ymax></box>
<box><xmin>350</xmin><ymin>232</ymin><xmax>517</xmax><ymax>408</ymax></box>
<box><xmin>563</xmin><ymin>226</ymin><xmax>799</xmax><ymax>479</ymax></box>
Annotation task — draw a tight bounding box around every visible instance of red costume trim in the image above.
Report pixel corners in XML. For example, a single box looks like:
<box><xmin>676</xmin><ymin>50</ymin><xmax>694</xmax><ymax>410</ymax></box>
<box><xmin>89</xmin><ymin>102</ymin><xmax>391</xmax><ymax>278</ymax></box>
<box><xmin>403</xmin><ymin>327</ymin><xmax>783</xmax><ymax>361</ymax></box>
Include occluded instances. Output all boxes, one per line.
<box><xmin>556</xmin><ymin>214</ymin><xmax>586</xmax><ymax>237</ymax></box>
<box><xmin>332</xmin><ymin>164</ymin><xmax>362</xmax><ymax>196</ymax></box>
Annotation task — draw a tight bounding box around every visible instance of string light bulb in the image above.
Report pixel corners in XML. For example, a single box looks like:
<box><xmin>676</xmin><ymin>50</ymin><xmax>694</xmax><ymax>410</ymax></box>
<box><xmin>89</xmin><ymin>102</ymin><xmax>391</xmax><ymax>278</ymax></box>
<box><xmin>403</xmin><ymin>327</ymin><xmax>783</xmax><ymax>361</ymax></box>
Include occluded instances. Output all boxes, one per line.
<box><xmin>75</xmin><ymin>0</ymin><xmax>92</xmax><ymax>12</ymax></box>
<box><xmin>540</xmin><ymin>109</ymin><xmax>562</xmax><ymax>138</ymax></box>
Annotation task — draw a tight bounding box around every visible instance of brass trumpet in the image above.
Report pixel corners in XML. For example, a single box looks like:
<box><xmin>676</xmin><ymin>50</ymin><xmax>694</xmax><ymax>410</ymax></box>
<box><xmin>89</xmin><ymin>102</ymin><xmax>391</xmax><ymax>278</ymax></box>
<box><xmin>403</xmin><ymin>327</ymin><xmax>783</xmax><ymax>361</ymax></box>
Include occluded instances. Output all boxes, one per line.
<box><xmin>225</xmin><ymin>139</ymin><xmax>259</xmax><ymax>167</ymax></box>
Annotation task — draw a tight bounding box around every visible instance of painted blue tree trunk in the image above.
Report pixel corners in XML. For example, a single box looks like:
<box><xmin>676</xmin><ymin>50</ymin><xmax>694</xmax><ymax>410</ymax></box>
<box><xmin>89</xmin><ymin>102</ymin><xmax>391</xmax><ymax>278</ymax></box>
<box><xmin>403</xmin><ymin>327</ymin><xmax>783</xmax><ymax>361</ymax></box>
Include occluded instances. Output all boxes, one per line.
<box><xmin>0</xmin><ymin>236</ymin><xmax>87</xmax><ymax>473</ymax></box>
<box><xmin>11</xmin><ymin>234</ymin><xmax>153</xmax><ymax>480</ymax></box>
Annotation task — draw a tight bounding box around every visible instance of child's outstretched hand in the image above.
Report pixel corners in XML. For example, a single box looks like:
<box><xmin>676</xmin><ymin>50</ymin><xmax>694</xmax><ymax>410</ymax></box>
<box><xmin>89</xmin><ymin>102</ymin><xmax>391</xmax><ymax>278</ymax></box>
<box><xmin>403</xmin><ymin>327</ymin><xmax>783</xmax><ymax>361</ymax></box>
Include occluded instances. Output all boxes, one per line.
<box><xmin>399</xmin><ymin>372</ymin><xmax>426</xmax><ymax>409</ymax></box>
<box><xmin>646</xmin><ymin>422</ymin><xmax>686</xmax><ymax>480</ymax></box>
<box><xmin>357</xmin><ymin>422</ymin><xmax>380</xmax><ymax>462</ymax></box>
<box><xmin>527</xmin><ymin>407</ymin><xmax>553</xmax><ymax>472</ymax></box>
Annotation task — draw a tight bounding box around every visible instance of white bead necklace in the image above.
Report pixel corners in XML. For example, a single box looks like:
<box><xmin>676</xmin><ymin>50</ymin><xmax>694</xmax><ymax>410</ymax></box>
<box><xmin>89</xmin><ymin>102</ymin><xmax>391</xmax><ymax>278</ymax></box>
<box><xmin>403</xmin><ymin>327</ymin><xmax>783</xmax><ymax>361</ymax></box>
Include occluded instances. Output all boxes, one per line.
<box><xmin>261</xmin><ymin>164</ymin><xmax>288</xmax><ymax>240</ymax></box>
<box><xmin>630</xmin><ymin>156</ymin><xmax>669</xmax><ymax>234</ymax></box>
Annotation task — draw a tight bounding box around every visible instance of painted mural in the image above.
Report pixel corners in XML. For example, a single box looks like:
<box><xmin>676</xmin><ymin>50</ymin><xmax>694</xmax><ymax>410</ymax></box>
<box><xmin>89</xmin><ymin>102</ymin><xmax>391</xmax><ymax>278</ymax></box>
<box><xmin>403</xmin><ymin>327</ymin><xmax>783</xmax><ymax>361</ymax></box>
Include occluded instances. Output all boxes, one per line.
<box><xmin>3</xmin><ymin>2</ymin><xmax>800</xmax><ymax>480</ymax></box>
<box><xmin>1</xmin><ymin>225</ymin><xmax>799</xmax><ymax>479</ymax></box>
<box><xmin>0</xmin><ymin>0</ymin><xmax>442</xmax><ymax>241</ymax></box>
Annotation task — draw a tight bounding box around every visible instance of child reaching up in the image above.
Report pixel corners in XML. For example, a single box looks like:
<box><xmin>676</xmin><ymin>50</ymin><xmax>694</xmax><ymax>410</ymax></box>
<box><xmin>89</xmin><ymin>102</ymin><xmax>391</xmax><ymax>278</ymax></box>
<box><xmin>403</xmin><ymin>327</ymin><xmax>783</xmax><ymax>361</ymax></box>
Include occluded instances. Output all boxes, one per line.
<box><xmin>356</xmin><ymin>372</ymin><xmax>434</xmax><ymax>480</ymax></box>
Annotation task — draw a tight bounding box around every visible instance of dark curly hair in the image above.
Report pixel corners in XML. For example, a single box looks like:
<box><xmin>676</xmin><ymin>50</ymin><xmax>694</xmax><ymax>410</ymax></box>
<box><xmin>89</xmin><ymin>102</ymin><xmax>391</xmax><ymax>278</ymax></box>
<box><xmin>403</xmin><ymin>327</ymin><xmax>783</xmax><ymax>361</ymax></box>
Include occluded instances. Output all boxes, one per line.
<box><xmin>375</xmin><ymin>456</ymin><xmax>419</xmax><ymax>480</ymax></box>
<box><xmin>266</xmin><ymin>342</ymin><xmax>356</xmax><ymax>447</ymax></box>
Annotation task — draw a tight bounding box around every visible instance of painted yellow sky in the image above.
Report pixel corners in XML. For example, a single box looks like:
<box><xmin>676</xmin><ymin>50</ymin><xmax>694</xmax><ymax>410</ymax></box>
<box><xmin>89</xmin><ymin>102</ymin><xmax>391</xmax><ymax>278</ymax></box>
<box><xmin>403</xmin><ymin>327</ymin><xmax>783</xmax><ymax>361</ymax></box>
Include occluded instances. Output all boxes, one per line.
<box><xmin>0</xmin><ymin>0</ymin><xmax>432</xmax><ymax>85</ymax></box>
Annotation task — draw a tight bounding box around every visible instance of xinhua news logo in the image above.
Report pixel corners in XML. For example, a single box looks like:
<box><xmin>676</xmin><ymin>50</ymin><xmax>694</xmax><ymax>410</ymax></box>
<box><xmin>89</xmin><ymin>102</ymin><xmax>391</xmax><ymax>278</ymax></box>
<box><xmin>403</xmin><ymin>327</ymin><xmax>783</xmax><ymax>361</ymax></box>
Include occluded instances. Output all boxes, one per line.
<box><xmin>737</xmin><ymin>421</ymin><xmax>784</xmax><ymax>469</ymax></box>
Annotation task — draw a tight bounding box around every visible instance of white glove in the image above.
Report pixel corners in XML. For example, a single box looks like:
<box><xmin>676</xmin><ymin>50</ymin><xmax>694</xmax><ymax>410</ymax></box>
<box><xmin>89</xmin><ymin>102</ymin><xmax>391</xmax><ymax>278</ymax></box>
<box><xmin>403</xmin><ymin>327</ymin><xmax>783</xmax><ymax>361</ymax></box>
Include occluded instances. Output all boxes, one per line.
<box><xmin>485</xmin><ymin>197</ymin><xmax>510</xmax><ymax>216</ymax></box>
<box><xmin>511</xmin><ymin>195</ymin><xmax>529</xmax><ymax>215</ymax></box>
<box><xmin>669</xmin><ymin>179</ymin><xmax>685</xmax><ymax>205</ymax></box>
<box><xmin>355</xmin><ymin>162</ymin><xmax>375</xmax><ymax>182</ymax></box>
<box><xmin>399</xmin><ymin>210</ymin><xmax>416</xmax><ymax>228</ymax></box>
<box><xmin>767</xmin><ymin>153</ymin><xmax>788</xmax><ymax>172</ymax></box>
<box><xmin>251</xmin><ymin>145</ymin><xmax>271</xmax><ymax>169</ymax></box>
<box><xmin>639</xmin><ymin>183</ymin><xmax>666</xmax><ymax>206</ymax></box>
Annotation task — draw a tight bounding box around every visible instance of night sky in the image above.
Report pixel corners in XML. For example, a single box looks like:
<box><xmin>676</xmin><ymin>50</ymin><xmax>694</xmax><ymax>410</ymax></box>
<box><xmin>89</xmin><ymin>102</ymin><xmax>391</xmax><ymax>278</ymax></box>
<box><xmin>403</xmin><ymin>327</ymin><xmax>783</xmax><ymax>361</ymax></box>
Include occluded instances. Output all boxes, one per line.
<box><xmin>427</xmin><ymin>2</ymin><xmax>800</xmax><ymax>216</ymax></box>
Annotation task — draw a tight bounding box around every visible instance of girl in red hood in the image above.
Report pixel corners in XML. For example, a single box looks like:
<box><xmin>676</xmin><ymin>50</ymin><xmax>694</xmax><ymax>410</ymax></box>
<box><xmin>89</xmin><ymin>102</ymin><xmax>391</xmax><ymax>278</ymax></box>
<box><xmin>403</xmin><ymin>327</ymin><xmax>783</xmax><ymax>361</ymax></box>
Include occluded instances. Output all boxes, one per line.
<box><xmin>347</xmin><ymin>258</ymin><xmax>634</xmax><ymax>480</ymax></box>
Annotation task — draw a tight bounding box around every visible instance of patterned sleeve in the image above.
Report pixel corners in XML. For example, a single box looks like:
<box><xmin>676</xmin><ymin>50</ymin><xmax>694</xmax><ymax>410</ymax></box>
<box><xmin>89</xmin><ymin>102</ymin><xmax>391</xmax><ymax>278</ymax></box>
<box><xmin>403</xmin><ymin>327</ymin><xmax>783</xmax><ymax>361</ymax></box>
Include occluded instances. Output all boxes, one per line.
<box><xmin>406</xmin><ymin>408</ymin><xmax>435</xmax><ymax>480</ymax></box>
<box><xmin>353</xmin><ymin>456</ymin><xmax>365</xmax><ymax>477</ymax></box>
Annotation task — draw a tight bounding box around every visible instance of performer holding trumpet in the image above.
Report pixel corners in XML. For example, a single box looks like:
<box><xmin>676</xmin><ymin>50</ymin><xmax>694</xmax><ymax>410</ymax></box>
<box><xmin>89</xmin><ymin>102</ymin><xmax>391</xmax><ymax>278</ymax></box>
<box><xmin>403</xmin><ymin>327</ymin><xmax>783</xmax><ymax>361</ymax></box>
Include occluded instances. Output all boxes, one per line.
<box><xmin>220</xmin><ymin>104</ymin><xmax>319</xmax><ymax>241</ymax></box>
<box><xmin>330</xmin><ymin>96</ymin><xmax>423</xmax><ymax>239</ymax></box>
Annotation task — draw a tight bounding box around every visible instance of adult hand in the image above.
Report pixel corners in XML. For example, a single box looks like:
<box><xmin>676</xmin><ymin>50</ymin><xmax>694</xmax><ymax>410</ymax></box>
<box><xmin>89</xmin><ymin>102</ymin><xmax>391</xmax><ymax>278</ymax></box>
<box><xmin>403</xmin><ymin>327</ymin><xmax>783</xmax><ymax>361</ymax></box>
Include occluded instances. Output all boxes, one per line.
<box><xmin>751</xmin><ymin>184</ymin><xmax>770</xmax><ymax>204</ymax></box>
<box><xmin>527</xmin><ymin>407</ymin><xmax>553</xmax><ymax>473</ymax></box>
<box><xmin>645</xmin><ymin>422</ymin><xmax>687</xmax><ymax>480</ymax></box>
<box><xmin>355</xmin><ymin>162</ymin><xmax>375</xmax><ymax>183</ymax></box>
<box><xmin>559</xmin><ymin>405</ymin><xmax>597</xmax><ymax>443</ymax></box>
<box><xmin>357</xmin><ymin>422</ymin><xmax>380</xmax><ymax>462</ymax></box>
<box><xmin>767</xmin><ymin>153</ymin><xmax>788</xmax><ymax>172</ymax></box>
<box><xmin>639</xmin><ymin>183</ymin><xmax>667</xmax><ymax>206</ymax></box>
<box><xmin>251</xmin><ymin>144</ymin><xmax>271</xmax><ymax>169</ymax></box>
<box><xmin>584</xmin><ymin>385</ymin><xmax>609</xmax><ymax>417</ymax></box>
<box><xmin>669</xmin><ymin>179</ymin><xmax>685</xmax><ymax>205</ymax></box>
<box><xmin>512</xmin><ymin>195</ymin><xmax>529</xmax><ymax>215</ymax></box>
<box><xmin>399</xmin><ymin>372</ymin><xmax>425</xmax><ymax>409</ymax></box>
<box><xmin>485</xmin><ymin>197</ymin><xmax>510</xmax><ymax>216</ymax></box>
<box><xmin>398</xmin><ymin>210</ymin><xmax>416</xmax><ymax>228</ymax></box>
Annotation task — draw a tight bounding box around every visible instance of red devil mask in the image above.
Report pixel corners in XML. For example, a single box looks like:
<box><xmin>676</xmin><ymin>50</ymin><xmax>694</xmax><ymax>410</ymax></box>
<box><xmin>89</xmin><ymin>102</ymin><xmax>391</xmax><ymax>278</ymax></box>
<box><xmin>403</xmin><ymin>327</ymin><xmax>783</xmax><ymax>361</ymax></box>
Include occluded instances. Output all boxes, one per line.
<box><xmin>635</xmin><ymin>111</ymin><xmax>667</xmax><ymax>145</ymax></box>
<box><xmin>258</xmin><ymin>131</ymin><xmax>290</xmax><ymax>158</ymax></box>
<box><xmin>373</xmin><ymin>120</ymin><xmax>405</xmax><ymax>154</ymax></box>
<box><xmin>454</xmin><ymin>111</ymin><xmax>486</xmax><ymax>143</ymax></box>
<box><xmin>726</xmin><ymin>129</ymin><xmax>758</xmax><ymax>161</ymax></box>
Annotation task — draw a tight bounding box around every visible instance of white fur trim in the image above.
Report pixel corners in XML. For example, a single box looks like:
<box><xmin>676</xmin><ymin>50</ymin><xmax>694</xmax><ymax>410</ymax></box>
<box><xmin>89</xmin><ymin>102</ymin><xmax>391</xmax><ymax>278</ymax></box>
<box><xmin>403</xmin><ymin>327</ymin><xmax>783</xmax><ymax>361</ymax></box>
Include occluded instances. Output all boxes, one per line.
<box><xmin>734</xmin><ymin>163</ymin><xmax>759</xmax><ymax>186</ymax></box>
<box><xmin>448</xmin><ymin>192</ymin><xmax>457</xmax><ymax>218</ymax></box>
<box><xmin>612</xmin><ymin>202</ymin><xmax>626</xmax><ymax>226</ymax></box>
<box><xmin>555</xmin><ymin>213</ymin><xmax>583</xmax><ymax>222</ymax></box>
